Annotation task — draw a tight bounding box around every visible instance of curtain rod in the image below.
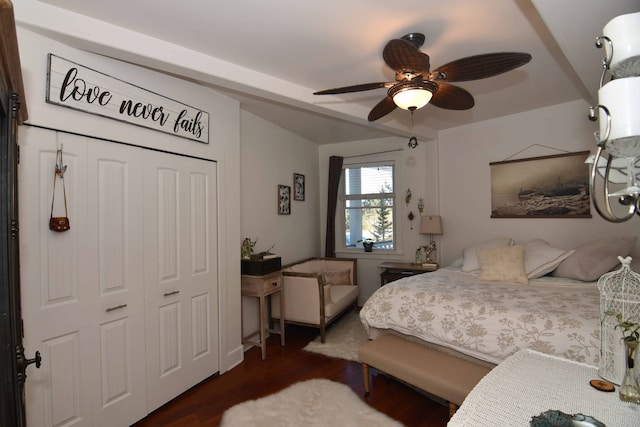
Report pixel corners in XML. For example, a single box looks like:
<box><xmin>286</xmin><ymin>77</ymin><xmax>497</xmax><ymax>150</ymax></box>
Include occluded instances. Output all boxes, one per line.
<box><xmin>343</xmin><ymin>148</ymin><xmax>403</xmax><ymax>159</ymax></box>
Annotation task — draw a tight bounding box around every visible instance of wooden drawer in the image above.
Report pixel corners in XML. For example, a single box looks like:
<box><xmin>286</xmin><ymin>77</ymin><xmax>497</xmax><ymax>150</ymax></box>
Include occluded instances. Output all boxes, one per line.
<box><xmin>241</xmin><ymin>272</ymin><xmax>282</xmax><ymax>297</ymax></box>
<box><xmin>260</xmin><ymin>274</ymin><xmax>281</xmax><ymax>293</ymax></box>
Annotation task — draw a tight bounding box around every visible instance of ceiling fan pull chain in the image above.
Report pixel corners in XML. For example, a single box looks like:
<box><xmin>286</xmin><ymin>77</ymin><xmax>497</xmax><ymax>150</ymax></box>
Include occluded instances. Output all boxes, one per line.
<box><xmin>408</xmin><ymin>110</ymin><xmax>418</xmax><ymax>148</ymax></box>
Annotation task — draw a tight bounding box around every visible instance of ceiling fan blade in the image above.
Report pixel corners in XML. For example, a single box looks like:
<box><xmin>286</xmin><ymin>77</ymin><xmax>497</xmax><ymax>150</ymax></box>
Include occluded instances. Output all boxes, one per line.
<box><xmin>314</xmin><ymin>82</ymin><xmax>393</xmax><ymax>95</ymax></box>
<box><xmin>430</xmin><ymin>83</ymin><xmax>475</xmax><ymax>110</ymax></box>
<box><xmin>433</xmin><ymin>52</ymin><xmax>531</xmax><ymax>82</ymax></box>
<box><xmin>383</xmin><ymin>39</ymin><xmax>430</xmax><ymax>74</ymax></box>
<box><xmin>368</xmin><ymin>96</ymin><xmax>397</xmax><ymax>121</ymax></box>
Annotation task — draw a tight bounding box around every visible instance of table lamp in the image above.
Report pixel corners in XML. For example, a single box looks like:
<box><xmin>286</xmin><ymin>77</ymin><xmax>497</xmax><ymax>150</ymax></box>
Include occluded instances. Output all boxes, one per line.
<box><xmin>419</xmin><ymin>215</ymin><xmax>443</xmax><ymax>266</ymax></box>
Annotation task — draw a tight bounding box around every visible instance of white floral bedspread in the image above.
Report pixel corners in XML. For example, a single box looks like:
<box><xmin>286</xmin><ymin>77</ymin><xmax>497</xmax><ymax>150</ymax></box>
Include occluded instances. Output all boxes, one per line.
<box><xmin>360</xmin><ymin>268</ymin><xmax>601</xmax><ymax>366</ymax></box>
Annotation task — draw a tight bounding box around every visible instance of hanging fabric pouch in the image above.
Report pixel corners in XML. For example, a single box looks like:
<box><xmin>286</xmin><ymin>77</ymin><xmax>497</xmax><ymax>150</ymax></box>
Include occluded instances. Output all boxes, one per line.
<box><xmin>49</xmin><ymin>148</ymin><xmax>70</xmax><ymax>232</ymax></box>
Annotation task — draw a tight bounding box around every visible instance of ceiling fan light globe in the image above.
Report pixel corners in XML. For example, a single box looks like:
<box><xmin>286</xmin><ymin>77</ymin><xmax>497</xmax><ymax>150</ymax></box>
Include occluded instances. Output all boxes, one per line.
<box><xmin>389</xmin><ymin>81</ymin><xmax>438</xmax><ymax>111</ymax></box>
<box><xmin>392</xmin><ymin>88</ymin><xmax>433</xmax><ymax>110</ymax></box>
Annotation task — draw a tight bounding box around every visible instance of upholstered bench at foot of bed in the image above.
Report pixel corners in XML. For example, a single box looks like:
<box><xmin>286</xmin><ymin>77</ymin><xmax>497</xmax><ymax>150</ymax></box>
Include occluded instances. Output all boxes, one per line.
<box><xmin>359</xmin><ymin>334</ymin><xmax>492</xmax><ymax>418</ymax></box>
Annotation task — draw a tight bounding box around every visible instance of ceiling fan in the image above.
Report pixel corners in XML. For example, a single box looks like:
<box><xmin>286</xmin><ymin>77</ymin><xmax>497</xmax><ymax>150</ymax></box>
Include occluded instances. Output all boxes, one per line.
<box><xmin>313</xmin><ymin>33</ymin><xmax>532</xmax><ymax>121</ymax></box>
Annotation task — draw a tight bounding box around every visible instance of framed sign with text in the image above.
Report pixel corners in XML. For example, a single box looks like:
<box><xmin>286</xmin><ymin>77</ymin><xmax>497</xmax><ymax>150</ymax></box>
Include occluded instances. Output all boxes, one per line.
<box><xmin>46</xmin><ymin>54</ymin><xmax>210</xmax><ymax>144</ymax></box>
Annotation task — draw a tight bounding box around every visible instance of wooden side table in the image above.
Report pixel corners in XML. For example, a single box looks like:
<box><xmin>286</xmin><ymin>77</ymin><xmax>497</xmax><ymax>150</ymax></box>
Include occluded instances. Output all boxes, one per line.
<box><xmin>241</xmin><ymin>271</ymin><xmax>285</xmax><ymax>360</ymax></box>
<box><xmin>378</xmin><ymin>262</ymin><xmax>438</xmax><ymax>286</ymax></box>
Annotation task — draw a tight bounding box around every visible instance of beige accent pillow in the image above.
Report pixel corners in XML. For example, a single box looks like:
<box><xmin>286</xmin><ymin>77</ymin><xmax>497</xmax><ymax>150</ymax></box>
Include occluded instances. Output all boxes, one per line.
<box><xmin>323</xmin><ymin>269</ymin><xmax>351</xmax><ymax>286</ymax></box>
<box><xmin>478</xmin><ymin>245</ymin><xmax>528</xmax><ymax>285</ymax></box>
<box><xmin>462</xmin><ymin>237</ymin><xmax>513</xmax><ymax>272</ymax></box>
<box><xmin>322</xmin><ymin>270</ymin><xmax>351</xmax><ymax>305</ymax></box>
<box><xmin>523</xmin><ymin>239</ymin><xmax>575</xmax><ymax>279</ymax></box>
<box><xmin>552</xmin><ymin>237</ymin><xmax>637</xmax><ymax>281</ymax></box>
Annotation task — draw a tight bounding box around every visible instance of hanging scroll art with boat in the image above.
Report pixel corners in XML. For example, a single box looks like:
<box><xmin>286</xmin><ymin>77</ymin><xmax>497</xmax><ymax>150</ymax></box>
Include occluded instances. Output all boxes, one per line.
<box><xmin>490</xmin><ymin>151</ymin><xmax>591</xmax><ymax>218</ymax></box>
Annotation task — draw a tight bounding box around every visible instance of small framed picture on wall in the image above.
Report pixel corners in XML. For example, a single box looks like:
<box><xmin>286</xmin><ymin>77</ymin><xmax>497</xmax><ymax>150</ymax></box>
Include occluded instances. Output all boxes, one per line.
<box><xmin>278</xmin><ymin>185</ymin><xmax>291</xmax><ymax>215</ymax></box>
<box><xmin>294</xmin><ymin>173</ymin><xmax>305</xmax><ymax>201</ymax></box>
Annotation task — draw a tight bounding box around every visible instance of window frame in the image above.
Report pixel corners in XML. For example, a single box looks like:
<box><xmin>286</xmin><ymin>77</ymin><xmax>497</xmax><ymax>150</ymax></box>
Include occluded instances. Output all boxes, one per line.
<box><xmin>336</xmin><ymin>158</ymin><xmax>398</xmax><ymax>254</ymax></box>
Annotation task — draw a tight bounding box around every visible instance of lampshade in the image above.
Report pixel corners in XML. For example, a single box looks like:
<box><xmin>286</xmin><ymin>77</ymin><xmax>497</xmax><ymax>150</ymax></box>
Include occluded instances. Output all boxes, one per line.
<box><xmin>602</xmin><ymin>11</ymin><xmax>640</xmax><ymax>78</ymax></box>
<box><xmin>389</xmin><ymin>81</ymin><xmax>438</xmax><ymax>110</ymax></box>
<box><xmin>585</xmin><ymin>154</ymin><xmax>639</xmax><ymax>184</ymax></box>
<box><xmin>597</xmin><ymin>76</ymin><xmax>640</xmax><ymax>158</ymax></box>
<box><xmin>420</xmin><ymin>215</ymin><xmax>442</xmax><ymax>235</ymax></box>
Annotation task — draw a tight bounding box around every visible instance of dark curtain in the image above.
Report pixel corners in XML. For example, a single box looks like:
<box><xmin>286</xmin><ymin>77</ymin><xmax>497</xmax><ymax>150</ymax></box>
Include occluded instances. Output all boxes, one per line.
<box><xmin>324</xmin><ymin>156</ymin><xmax>343</xmax><ymax>258</ymax></box>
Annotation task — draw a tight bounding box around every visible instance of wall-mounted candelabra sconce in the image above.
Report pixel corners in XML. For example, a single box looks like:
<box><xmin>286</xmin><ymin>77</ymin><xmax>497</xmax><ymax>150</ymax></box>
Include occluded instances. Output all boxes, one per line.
<box><xmin>405</xmin><ymin>188</ymin><xmax>412</xmax><ymax>206</ymax></box>
<box><xmin>418</xmin><ymin>198</ymin><xmax>424</xmax><ymax>214</ymax></box>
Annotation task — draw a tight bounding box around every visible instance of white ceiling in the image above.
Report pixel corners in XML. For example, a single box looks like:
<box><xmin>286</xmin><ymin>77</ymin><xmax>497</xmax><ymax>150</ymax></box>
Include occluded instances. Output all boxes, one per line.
<box><xmin>20</xmin><ymin>0</ymin><xmax>640</xmax><ymax>144</ymax></box>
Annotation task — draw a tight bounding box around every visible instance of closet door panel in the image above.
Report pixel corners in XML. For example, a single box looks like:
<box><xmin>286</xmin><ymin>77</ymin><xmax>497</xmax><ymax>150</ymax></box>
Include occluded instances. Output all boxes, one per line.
<box><xmin>144</xmin><ymin>151</ymin><xmax>218</xmax><ymax>412</ymax></box>
<box><xmin>158</xmin><ymin>301</ymin><xmax>181</xmax><ymax>375</ymax></box>
<box><xmin>99</xmin><ymin>318</ymin><xmax>130</xmax><ymax>405</ymax></box>
<box><xmin>21</xmin><ymin>128</ymin><xmax>93</xmax><ymax>427</ymax></box>
<box><xmin>191</xmin><ymin>293</ymin><xmax>210</xmax><ymax>359</ymax></box>
<box><xmin>97</xmin><ymin>159</ymin><xmax>128</xmax><ymax>294</ymax></box>
<box><xmin>42</xmin><ymin>332</ymin><xmax>83</xmax><ymax>426</ymax></box>
<box><xmin>186</xmin><ymin>168</ymin><xmax>217</xmax><ymax>372</ymax></box>
<box><xmin>190</xmin><ymin>172</ymin><xmax>209</xmax><ymax>274</ymax></box>
<box><xmin>88</xmin><ymin>141</ymin><xmax>146</xmax><ymax>427</ymax></box>
<box><xmin>20</xmin><ymin>128</ymin><xmax>147</xmax><ymax>427</ymax></box>
<box><xmin>157</xmin><ymin>168</ymin><xmax>179</xmax><ymax>281</ymax></box>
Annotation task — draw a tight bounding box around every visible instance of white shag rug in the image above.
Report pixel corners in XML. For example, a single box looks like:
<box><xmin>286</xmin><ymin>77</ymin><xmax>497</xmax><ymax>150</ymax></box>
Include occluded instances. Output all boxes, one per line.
<box><xmin>303</xmin><ymin>311</ymin><xmax>369</xmax><ymax>362</ymax></box>
<box><xmin>220</xmin><ymin>379</ymin><xmax>404</xmax><ymax>427</ymax></box>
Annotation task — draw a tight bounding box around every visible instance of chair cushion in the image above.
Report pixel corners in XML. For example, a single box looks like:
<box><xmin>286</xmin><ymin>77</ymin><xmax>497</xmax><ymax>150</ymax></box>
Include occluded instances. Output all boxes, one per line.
<box><xmin>325</xmin><ymin>285</ymin><xmax>358</xmax><ymax>318</ymax></box>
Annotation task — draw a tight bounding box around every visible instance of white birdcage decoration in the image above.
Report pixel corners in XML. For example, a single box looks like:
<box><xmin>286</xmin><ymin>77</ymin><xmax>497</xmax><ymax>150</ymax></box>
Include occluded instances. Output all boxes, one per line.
<box><xmin>598</xmin><ymin>256</ymin><xmax>640</xmax><ymax>384</ymax></box>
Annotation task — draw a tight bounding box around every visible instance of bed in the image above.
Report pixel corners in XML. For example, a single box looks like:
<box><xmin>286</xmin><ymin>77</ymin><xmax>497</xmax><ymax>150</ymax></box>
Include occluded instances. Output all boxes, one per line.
<box><xmin>360</xmin><ymin>237</ymin><xmax>638</xmax><ymax>368</ymax></box>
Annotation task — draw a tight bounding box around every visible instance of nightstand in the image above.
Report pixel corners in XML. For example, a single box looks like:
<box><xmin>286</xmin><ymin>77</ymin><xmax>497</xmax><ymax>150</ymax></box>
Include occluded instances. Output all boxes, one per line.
<box><xmin>241</xmin><ymin>270</ymin><xmax>285</xmax><ymax>360</ymax></box>
<box><xmin>378</xmin><ymin>262</ymin><xmax>438</xmax><ymax>286</ymax></box>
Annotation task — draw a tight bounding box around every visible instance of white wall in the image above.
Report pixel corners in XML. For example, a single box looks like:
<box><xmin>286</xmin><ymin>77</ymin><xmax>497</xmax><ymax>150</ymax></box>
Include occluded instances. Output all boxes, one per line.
<box><xmin>17</xmin><ymin>28</ymin><xmax>244</xmax><ymax>372</ymax></box>
<box><xmin>240</xmin><ymin>111</ymin><xmax>320</xmax><ymax>336</ymax></box>
<box><xmin>240</xmin><ymin>111</ymin><xmax>320</xmax><ymax>264</ymax></box>
<box><xmin>438</xmin><ymin>99</ymin><xmax>640</xmax><ymax>265</ymax></box>
<box><xmin>318</xmin><ymin>136</ymin><xmax>439</xmax><ymax>303</ymax></box>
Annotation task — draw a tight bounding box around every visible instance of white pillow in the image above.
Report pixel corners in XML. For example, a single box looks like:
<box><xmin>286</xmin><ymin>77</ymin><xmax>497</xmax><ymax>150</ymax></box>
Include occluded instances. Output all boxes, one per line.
<box><xmin>478</xmin><ymin>245</ymin><xmax>528</xmax><ymax>285</ymax></box>
<box><xmin>523</xmin><ymin>239</ymin><xmax>575</xmax><ymax>279</ymax></box>
<box><xmin>462</xmin><ymin>237</ymin><xmax>513</xmax><ymax>272</ymax></box>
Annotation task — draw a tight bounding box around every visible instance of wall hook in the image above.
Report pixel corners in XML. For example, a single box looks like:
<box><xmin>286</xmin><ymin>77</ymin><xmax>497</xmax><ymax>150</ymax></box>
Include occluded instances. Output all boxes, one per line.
<box><xmin>55</xmin><ymin>148</ymin><xmax>67</xmax><ymax>177</ymax></box>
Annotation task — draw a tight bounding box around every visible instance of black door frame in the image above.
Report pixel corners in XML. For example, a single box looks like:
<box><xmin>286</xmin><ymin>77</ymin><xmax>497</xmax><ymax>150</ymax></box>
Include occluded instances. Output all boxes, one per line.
<box><xmin>0</xmin><ymin>90</ymin><xmax>25</xmax><ymax>426</ymax></box>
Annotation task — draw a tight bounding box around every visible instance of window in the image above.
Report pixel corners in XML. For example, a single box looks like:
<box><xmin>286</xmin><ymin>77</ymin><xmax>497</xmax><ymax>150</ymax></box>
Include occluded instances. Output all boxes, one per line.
<box><xmin>340</xmin><ymin>161</ymin><xmax>395</xmax><ymax>251</ymax></box>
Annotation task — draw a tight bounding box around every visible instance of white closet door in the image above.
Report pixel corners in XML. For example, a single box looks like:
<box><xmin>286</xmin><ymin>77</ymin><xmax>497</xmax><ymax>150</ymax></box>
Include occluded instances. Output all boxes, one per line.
<box><xmin>20</xmin><ymin>128</ymin><xmax>146</xmax><ymax>427</ymax></box>
<box><xmin>21</xmin><ymin>128</ymin><xmax>92</xmax><ymax>427</ymax></box>
<box><xmin>143</xmin><ymin>150</ymin><xmax>219</xmax><ymax>412</ymax></box>
<box><xmin>86</xmin><ymin>140</ymin><xmax>146</xmax><ymax>426</ymax></box>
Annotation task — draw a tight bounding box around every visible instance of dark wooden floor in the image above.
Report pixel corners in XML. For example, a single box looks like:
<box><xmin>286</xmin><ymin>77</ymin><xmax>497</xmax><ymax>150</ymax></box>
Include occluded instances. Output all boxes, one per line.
<box><xmin>132</xmin><ymin>323</ymin><xmax>449</xmax><ymax>427</ymax></box>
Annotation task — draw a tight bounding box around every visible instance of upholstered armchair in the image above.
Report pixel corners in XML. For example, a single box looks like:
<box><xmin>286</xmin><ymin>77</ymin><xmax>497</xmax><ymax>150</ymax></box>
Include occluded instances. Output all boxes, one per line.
<box><xmin>271</xmin><ymin>257</ymin><xmax>358</xmax><ymax>342</ymax></box>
